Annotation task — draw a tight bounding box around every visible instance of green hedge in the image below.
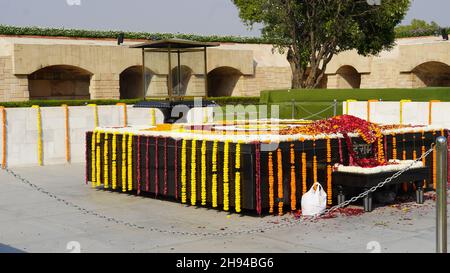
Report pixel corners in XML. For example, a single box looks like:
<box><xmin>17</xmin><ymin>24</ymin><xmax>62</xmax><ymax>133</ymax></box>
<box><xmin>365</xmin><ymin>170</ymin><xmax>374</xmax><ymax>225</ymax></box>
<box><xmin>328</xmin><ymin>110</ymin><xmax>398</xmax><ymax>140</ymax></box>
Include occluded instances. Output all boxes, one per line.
<box><xmin>1</xmin><ymin>24</ymin><xmax>448</xmax><ymax>44</ymax></box>
<box><xmin>0</xmin><ymin>25</ymin><xmax>269</xmax><ymax>44</ymax></box>
<box><xmin>0</xmin><ymin>96</ymin><xmax>260</xmax><ymax>108</ymax></box>
<box><xmin>260</xmin><ymin>88</ymin><xmax>450</xmax><ymax>103</ymax></box>
<box><xmin>208</xmin><ymin>96</ymin><xmax>260</xmax><ymax>105</ymax></box>
<box><xmin>260</xmin><ymin>88</ymin><xmax>450</xmax><ymax>120</ymax></box>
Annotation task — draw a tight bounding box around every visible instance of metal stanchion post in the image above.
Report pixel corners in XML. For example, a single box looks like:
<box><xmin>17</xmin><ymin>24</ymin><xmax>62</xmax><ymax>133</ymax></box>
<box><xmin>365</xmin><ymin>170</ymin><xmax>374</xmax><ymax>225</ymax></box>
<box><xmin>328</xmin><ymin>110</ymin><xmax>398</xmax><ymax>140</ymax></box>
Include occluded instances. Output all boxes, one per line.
<box><xmin>333</xmin><ymin>99</ymin><xmax>337</xmax><ymax>117</ymax></box>
<box><xmin>436</xmin><ymin>136</ymin><xmax>448</xmax><ymax>253</ymax></box>
<box><xmin>291</xmin><ymin>99</ymin><xmax>295</xmax><ymax>119</ymax></box>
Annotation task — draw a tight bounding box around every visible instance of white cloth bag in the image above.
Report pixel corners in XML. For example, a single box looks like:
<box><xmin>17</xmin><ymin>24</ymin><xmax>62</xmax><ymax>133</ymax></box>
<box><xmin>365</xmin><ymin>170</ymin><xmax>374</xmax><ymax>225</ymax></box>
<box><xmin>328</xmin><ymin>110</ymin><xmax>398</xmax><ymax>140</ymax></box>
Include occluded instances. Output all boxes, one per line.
<box><xmin>301</xmin><ymin>182</ymin><xmax>327</xmax><ymax>216</ymax></box>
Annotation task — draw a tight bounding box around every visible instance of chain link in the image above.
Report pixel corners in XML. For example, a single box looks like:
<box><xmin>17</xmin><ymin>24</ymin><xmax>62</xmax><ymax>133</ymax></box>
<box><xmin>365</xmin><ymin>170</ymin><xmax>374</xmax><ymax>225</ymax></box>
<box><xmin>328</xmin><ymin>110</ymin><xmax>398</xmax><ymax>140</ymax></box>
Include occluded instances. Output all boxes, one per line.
<box><xmin>2</xmin><ymin>145</ymin><xmax>435</xmax><ymax>237</ymax></box>
<box><xmin>297</xmin><ymin>103</ymin><xmax>336</xmax><ymax>120</ymax></box>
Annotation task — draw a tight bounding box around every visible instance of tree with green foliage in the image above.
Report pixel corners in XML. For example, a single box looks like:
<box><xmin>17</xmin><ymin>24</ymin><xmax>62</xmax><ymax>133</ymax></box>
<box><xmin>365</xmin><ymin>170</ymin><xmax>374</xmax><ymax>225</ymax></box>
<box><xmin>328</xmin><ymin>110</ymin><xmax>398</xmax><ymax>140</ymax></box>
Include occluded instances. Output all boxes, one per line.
<box><xmin>232</xmin><ymin>0</ymin><xmax>410</xmax><ymax>89</ymax></box>
<box><xmin>395</xmin><ymin>19</ymin><xmax>441</xmax><ymax>38</ymax></box>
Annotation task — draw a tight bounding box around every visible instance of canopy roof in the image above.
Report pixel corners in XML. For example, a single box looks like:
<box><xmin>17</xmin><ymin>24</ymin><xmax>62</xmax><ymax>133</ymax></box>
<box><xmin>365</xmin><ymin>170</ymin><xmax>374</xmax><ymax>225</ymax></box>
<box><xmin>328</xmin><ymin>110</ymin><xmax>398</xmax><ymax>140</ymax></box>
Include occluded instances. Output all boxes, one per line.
<box><xmin>130</xmin><ymin>39</ymin><xmax>219</xmax><ymax>49</ymax></box>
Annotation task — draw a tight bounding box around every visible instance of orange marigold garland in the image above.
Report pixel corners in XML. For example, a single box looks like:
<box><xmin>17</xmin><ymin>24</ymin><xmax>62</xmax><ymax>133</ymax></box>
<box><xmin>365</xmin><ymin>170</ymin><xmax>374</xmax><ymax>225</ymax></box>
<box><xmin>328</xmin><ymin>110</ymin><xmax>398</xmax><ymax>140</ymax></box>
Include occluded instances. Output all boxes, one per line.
<box><xmin>290</xmin><ymin>144</ymin><xmax>297</xmax><ymax>211</ymax></box>
<box><xmin>326</xmin><ymin>137</ymin><xmax>332</xmax><ymax>205</ymax></box>
<box><xmin>412</xmin><ymin>134</ymin><xmax>418</xmax><ymax>191</ymax></box>
<box><xmin>421</xmin><ymin>130</ymin><xmax>427</xmax><ymax>189</ymax></box>
<box><xmin>277</xmin><ymin>148</ymin><xmax>283</xmax><ymax>215</ymax></box>
<box><xmin>313</xmin><ymin>139</ymin><xmax>318</xmax><ymax>187</ymax></box>
<box><xmin>402</xmin><ymin>135</ymin><xmax>408</xmax><ymax>192</ymax></box>
<box><xmin>62</xmin><ymin>104</ymin><xmax>70</xmax><ymax>163</ymax></box>
<box><xmin>392</xmin><ymin>133</ymin><xmax>397</xmax><ymax>160</ymax></box>
<box><xmin>268</xmin><ymin>151</ymin><xmax>274</xmax><ymax>214</ymax></box>
<box><xmin>116</xmin><ymin>103</ymin><xmax>127</xmax><ymax>127</ymax></box>
<box><xmin>301</xmin><ymin>138</ymin><xmax>307</xmax><ymax>195</ymax></box>
<box><xmin>377</xmin><ymin>134</ymin><xmax>385</xmax><ymax>164</ymax></box>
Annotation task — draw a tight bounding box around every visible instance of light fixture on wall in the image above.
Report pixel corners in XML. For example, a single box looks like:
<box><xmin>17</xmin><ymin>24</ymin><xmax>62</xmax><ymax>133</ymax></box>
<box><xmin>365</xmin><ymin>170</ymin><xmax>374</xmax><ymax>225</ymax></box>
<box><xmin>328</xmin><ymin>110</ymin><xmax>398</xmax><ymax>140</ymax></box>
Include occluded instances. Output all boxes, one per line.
<box><xmin>117</xmin><ymin>33</ymin><xmax>125</xmax><ymax>45</ymax></box>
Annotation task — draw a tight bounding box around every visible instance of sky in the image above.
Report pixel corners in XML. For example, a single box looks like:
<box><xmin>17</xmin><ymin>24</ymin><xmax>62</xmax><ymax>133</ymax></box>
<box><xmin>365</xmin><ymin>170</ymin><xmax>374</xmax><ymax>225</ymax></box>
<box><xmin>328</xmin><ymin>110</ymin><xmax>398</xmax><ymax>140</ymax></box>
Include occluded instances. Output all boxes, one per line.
<box><xmin>0</xmin><ymin>0</ymin><xmax>449</xmax><ymax>37</ymax></box>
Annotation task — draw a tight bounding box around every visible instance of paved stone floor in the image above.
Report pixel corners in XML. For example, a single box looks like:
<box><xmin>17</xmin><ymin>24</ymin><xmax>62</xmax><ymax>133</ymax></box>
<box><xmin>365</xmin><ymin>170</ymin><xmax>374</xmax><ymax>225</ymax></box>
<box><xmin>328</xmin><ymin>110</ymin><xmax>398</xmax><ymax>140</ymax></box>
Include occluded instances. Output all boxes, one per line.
<box><xmin>0</xmin><ymin>164</ymin><xmax>448</xmax><ymax>253</ymax></box>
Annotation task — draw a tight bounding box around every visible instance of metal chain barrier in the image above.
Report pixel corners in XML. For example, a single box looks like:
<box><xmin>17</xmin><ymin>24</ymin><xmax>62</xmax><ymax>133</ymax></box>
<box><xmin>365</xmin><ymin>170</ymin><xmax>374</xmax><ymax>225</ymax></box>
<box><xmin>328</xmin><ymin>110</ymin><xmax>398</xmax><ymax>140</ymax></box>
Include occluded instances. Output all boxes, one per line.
<box><xmin>296</xmin><ymin>103</ymin><xmax>336</xmax><ymax>120</ymax></box>
<box><xmin>2</xmin><ymin>145</ymin><xmax>435</xmax><ymax>237</ymax></box>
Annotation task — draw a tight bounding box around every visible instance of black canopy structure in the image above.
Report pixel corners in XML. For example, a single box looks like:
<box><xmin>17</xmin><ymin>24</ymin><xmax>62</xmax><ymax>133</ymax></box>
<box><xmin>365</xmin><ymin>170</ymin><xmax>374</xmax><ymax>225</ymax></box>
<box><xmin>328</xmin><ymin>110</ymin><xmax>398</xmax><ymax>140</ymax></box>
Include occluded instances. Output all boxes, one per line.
<box><xmin>130</xmin><ymin>39</ymin><xmax>220</xmax><ymax>100</ymax></box>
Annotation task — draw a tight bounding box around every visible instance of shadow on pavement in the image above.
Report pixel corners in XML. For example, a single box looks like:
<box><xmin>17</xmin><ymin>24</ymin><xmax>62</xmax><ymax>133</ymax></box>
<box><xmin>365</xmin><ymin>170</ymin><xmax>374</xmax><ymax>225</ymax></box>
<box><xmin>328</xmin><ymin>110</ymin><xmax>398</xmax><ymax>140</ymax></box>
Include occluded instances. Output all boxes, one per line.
<box><xmin>0</xmin><ymin>244</ymin><xmax>26</xmax><ymax>253</ymax></box>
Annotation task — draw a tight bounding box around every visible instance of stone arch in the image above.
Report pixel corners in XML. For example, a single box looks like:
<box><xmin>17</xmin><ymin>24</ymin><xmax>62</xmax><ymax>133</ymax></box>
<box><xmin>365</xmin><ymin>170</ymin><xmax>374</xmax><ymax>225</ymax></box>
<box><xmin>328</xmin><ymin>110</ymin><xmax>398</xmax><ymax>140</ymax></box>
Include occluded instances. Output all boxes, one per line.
<box><xmin>28</xmin><ymin>65</ymin><xmax>92</xmax><ymax>100</ymax></box>
<box><xmin>207</xmin><ymin>66</ymin><xmax>243</xmax><ymax>97</ymax></box>
<box><xmin>171</xmin><ymin>65</ymin><xmax>193</xmax><ymax>97</ymax></box>
<box><xmin>335</xmin><ymin>65</ymin><xmax>361</xmax><ymax>89</ymax></box>
<box><xmin>411</xmin><ymin>61</ymin><xmax>450</xmax><ymax>87</ymax></box>
<box><xmin>119</xmin><ymin>66</ymin><xmax>154</xmax><ymax>99</ymax></box>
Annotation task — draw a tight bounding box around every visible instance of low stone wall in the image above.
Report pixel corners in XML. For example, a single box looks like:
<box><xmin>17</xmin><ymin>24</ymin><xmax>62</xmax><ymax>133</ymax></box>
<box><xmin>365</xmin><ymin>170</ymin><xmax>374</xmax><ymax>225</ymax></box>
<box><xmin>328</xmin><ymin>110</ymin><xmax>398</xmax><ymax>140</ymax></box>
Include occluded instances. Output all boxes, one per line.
<box><xmin>0</xmin><ymin>105</ymin><xmax>164</xmax><ymax>167</ymax></box>
<box><xmin>344</xmin><ymin>100</ymin><xmax>450</xmax><ymax>128</ymax></box>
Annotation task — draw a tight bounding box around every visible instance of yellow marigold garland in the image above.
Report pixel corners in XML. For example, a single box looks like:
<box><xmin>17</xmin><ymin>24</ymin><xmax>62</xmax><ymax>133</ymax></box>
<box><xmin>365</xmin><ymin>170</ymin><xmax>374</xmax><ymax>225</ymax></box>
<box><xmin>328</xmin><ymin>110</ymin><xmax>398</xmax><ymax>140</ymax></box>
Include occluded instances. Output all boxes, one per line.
<box><xmin>127</xmin><ymin>133</ymin><xmax>133</xmax><ymax>191</ymax></box>
<box><xmin>121</xmin><ymin>134</ymin><xmax>127</xmax><ymax>192</ymax></box>
<box><xmin>201</xmin><ymin>140</ymin><xmax>207</xmax><ymax>206</ymax></box>
<box><xmin>326</xmin><ymin>137</ymin><xmax>332</xmax><ymax>205</ymax></box>
<box><xmin>96</xmin><ymin>130</ymin><xmax>101</xmax><ymax>187</ymax></box>
<box><xmin>103</xmin><ymin>132</ymin><xmax>109</xmax><ymax>189</ymax></box>
<box><xmin>32</xmin><ymin>105</ymin><xmax>43</xmax><ymax>166</ymax></box>
<box><xmin>290</xmin><ymin>144</ymin><xmax>296</xmax><ymax>211</ymax></box>
<box><xmin>151</xmin><ymin>109</ymin><xmax>156</xmax><ymax>126</ymax></box>
<box><xmin>433</xmin><ymin>130</ymin><xmax>437</xmax><ymax>190</ymax></box>
<box><xmin>211</xmin><ymin>140</ymin><xmax>218</xmax><ymax>208</ymax></box>
<box><xmin>181</xmin><ymin>139</ymin><xmax>187</xmax><ymax>203</ymax></box>
<box><xmin>234</xmin><ymin>141</ymin><xmax>242</xmax><ymax>213</ymax></box>
<box><xmin>88</xmin><ymin>104</ymin><xmax>99</xmax><ymax>128</ymax></box>
<box><xmin>268</xmin><ymin>151</ymin><xmax>275</xmax><ymax>214</ymax></box>
<box><xmin>111</xmin><ymin>132</ymin><xmax>117</xmax><ymax>190</ymax></box>
<box><xmin>190</xmin><ymin>139</ymin><xmax>197</xmax><ymax>205</ymax></box>
<box><xmin>1</xmin><ymin>107</ymin><xmax>6</xmax><ymax>169</ymax></box>
<box><xmin>223</xmin><ymin>140</ymin><xmax>230</xmax><ymax>211</ymax></box>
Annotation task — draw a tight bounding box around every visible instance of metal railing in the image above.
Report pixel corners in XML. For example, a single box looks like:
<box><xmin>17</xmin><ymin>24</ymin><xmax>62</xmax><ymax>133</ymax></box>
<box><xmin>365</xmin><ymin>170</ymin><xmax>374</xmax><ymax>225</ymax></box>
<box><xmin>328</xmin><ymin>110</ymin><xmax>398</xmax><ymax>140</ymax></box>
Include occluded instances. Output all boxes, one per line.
<box><xmin>436</xmin><ymin>136</ymin><xmax>448</xmax><ymax>253</ymax></box>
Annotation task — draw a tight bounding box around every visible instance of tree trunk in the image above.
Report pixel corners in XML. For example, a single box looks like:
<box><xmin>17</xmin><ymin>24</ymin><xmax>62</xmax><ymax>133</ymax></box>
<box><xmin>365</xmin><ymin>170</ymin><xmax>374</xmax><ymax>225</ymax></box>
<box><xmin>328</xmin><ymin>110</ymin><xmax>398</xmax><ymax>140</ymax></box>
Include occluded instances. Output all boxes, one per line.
<box><xmin>287</xmin><ymin>48</ymin><xmax>303</xmax><ymax>89</ymax></box>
